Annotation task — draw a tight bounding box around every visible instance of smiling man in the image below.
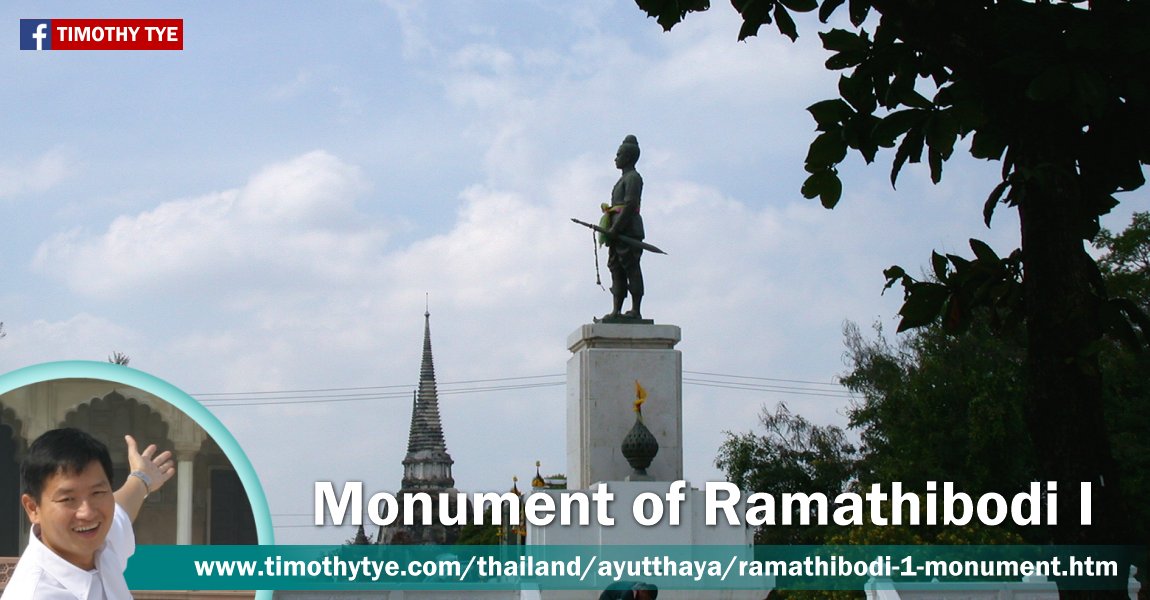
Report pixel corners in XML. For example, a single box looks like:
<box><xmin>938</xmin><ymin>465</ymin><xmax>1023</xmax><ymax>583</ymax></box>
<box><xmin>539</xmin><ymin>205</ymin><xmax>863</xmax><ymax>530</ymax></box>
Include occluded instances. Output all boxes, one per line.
<box><xmin>2</xmin><ymin>428</ymin><xmax>175</xmax><ymax>599</ymax></box>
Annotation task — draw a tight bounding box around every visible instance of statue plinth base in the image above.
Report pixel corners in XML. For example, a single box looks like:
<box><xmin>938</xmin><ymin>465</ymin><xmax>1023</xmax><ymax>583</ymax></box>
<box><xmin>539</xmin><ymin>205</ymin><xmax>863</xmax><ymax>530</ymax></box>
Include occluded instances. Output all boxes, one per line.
<box><xmin>566</xmin><ymin>322</ymin><xmax>682</xmax><ymax>489</ymax></box>
<box><xmin>593</xmin><ymin>314</ymin><xmax>655</xmax><ymax>325</ymax></box>
<box><xmin>523</xmin><ymin>323</ymin><xmax>772</xmax><ymax>600</ymax></box>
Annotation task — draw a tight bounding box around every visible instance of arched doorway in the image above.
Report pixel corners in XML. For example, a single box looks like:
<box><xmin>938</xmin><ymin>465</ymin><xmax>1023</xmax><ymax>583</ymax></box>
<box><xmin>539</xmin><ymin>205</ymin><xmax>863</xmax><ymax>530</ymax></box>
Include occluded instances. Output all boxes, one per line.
<box><xmin>196</xmin><ymin>438</ymin><xmax>257</xmax><ymax>545</ymax></box>
<box><xmin>62</xmin><ymin>391</ymin><xmax>175</xmax><ymax>545</ymax></box>
<box><xmin>0</xmin><ymin>408</ymin><xmax>24</xmax><ymax>556</ymax></box>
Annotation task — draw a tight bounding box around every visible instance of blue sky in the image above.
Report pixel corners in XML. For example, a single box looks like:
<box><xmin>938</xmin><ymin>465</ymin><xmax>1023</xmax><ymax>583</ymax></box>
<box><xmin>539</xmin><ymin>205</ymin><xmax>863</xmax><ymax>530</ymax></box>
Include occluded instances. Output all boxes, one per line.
<box><xmin>4</xmin><ymin>1</ymin><xmax>1144</xmax><ymax>543</ymax></box>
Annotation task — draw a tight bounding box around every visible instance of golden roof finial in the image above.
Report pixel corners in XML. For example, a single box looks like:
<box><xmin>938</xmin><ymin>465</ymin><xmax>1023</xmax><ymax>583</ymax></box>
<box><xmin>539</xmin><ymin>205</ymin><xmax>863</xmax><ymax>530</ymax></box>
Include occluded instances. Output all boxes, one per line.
<box><xmin>532</xmin><ymin>461</ymin><xmax>546</xmax><ymax>488</ymax></box>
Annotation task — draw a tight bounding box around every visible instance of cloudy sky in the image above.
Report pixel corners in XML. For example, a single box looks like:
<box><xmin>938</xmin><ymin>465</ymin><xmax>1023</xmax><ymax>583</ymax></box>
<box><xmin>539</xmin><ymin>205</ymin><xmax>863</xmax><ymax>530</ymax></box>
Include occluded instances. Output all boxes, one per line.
<box><xmin>3</xmin><ymin>1</ymin><xmax>1144</xmax><ymax>543</ymax></box>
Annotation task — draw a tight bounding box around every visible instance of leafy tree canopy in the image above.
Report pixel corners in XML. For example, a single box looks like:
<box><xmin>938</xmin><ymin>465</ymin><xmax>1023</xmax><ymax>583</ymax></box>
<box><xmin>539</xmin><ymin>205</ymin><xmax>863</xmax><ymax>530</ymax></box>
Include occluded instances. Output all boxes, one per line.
<box><xmin>716</xmin><ymin>403</ymin><xmax>858</xmax><ymax>545</ymax></box>
<box><xmin>1097</xmin><ymin>211</ymin><xmax>1150</xmax><ymax>311</ymax></box>
<box><xmin>640</xmin><ymin>3</ymin><xmax>1148</xmax><ymax>578</ymax></box>
<box><xmin>637</xmin><ymin>0</ymin><xmax>1148</xmax><ymax>211</ymax></box>
<box><xmin>717</xmin><ymin>213</ymin><xmax>1150</xmax><ymax>594</ymax></box>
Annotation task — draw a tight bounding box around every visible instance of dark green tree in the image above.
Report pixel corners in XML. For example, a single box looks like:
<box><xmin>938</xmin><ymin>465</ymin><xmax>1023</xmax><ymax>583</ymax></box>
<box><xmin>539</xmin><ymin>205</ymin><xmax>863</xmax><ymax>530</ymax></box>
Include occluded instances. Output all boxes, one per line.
<box><xmin>456</xmin><ymin>509</ymin><xmax>501</xmax><ymax>545</ymax></box>
<box><xmin>1097</xmin><ymin>212</ymin><xmax>1150</xmax><ymax>313</ymax></box>
<box><xmin>838</xmin><ymin>313</ymin><xmax>1148</xmax><ymax>591</ymax></box>
<box><xmin>718</xmin><ymin>213</ymin><xmax>1149</xmax><ymax>595</ymax></box>
<box><xmin>841</xmin><ymin>304</ymin><xmax>1149</xmax><ymax>590</ymax></box>
<box><xmin>635</xmin><ymin>3</ymin><xmax>1149</xmax><ymax>592</ymax></box>
<box><xmin>841</xmin><ymin>319</ymin><xmax>1033</xmax><ymax>498</ymax></box>
<box><xmin>1094</xmin><ymin>212</ymin><xmax>1150</xmax><ymax>592</ymax></box>
<box><xmin>716</xmin><ymin>403</ymin><xmax>858</xmax><ymax>545</ymax></box>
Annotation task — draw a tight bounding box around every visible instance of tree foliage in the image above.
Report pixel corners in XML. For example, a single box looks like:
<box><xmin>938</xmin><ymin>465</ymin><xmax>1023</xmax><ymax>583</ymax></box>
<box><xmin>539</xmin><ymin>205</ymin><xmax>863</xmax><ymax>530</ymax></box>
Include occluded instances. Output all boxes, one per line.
<box><xmin>1098</xmin><ymin>212</ymin><xmax>1150</xmax><ymax>299</ymax></box>
<box><xmin>717</xmin><ymin>214</ymin><xmax>1150</xmax><ymax>595</ymax></box>
<box><xmin>344</xmin><ymin>524</ymin><xmax>373</xmax><ymax>545</ymax></box>
<box><xmin>841</xmin><ymin>320</ymin><xmax>1032</xmax><ymax>496</ymax></box>
<box><xmin>716</xmin><ymin>403</ymin><xmax>858</xmax><ymax>545</ymax></box>
<box><xmin>637</xmin><ymin>5</ymin><xmax>1148</xmax><ymax>592</ymax></box>
<box><xmin>457</xmin><ymin>508</ymin><xmax>501</xmax><ymax>545</ymax></box>
<box><xmin>638</xmin><ymin>0</ymin><xmax>1149</xmax><ymax>216</ymax></box>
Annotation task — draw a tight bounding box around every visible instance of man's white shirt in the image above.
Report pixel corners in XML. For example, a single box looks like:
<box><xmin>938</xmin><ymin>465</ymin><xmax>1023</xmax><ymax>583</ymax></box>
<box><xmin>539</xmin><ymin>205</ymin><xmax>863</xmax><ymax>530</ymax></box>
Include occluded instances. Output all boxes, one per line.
<box><xmin>2</xmin><ymin>503</ymin><xmax>136</xmax><ymax>599</ymax></box>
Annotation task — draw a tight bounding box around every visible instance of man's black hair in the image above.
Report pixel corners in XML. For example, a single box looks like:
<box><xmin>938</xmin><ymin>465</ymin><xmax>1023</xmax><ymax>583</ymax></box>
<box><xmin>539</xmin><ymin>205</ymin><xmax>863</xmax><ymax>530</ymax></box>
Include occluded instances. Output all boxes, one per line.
<box><xmin>21</xmin><ymin>428</ymin><xmax>114</xmax><ymax>501</ymax></box>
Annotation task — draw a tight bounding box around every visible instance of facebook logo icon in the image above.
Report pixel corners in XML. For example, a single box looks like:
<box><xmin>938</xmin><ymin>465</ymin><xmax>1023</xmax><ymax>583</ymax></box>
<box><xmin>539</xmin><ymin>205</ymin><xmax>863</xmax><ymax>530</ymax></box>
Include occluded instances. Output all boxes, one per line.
<box><xmin>20</xmin><ymin>19</ymin><xmax>52</xmax><ymax>50</ymax></box>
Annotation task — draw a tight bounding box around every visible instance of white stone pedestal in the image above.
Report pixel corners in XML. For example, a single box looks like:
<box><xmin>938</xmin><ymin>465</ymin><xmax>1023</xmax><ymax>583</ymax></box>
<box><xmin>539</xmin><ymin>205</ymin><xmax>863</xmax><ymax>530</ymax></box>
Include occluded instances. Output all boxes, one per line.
<box><xmin>566</xmin><ymin>323</ymin><xmax>682</xmax><ymax>489</ymax></box>
<box><xmin>524</xmin><ymin>324</ymin><xmax>772</xmax><ymax>599</ymax></box>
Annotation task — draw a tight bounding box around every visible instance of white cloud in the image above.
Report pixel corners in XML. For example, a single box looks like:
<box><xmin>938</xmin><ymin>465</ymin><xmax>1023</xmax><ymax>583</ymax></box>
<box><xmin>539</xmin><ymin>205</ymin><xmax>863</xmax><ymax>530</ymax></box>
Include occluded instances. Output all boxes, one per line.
<box><xmin>411</xmin><ymin>5</ymin><xmax>834</xmax><ymax>200</ymax></box>
<box><xmin>381</xmin><ymin>0</ymin><xmax>436</xmax><ymax>60</ymax></box>
<box><xmin>32</xmin><ymin>151</ymin><xmax>382</xmax><ymax>299</ymax></box>
<box><xmin>268</xmin><ymin>69</ymin><xmax>315</xmax><ymax>101</ymax></box>
<box><xmin>0</xmin><ymin>314</ymin><xmax>140</xmax><ymax>366</ymax></box>
<box><xmin>450</xmin><ymin>43</ymin><xmax>516</xmax><ymax>75</ymax></box>
<box><xmin>0</xmin><ymin>148</ymin><xmax>75</xmax><ymax>199</ymax></box>
<box><xmin>643</xmin><ymin>12</ymin><xmax>827</xmax><ymax>102</ymax></box>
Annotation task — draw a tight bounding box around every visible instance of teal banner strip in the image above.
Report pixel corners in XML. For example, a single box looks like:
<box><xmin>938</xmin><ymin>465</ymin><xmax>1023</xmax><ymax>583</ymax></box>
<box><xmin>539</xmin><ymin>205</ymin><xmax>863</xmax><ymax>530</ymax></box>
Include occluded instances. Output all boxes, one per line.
<box><xmin>125</xmin><ymin>545</ymin><xmax>1141</xmax><ymax>591</ymax></box>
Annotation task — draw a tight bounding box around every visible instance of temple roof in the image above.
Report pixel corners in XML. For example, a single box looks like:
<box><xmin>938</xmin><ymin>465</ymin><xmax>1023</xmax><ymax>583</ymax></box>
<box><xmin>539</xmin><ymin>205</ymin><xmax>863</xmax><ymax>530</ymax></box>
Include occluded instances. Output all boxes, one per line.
<box><xmin>405</xmin><ymin>310</ymin><xmax>450</xmax><ymax>456</ymax></box>
<box><xmin>384</xmin><ymin>310</ymin><xmax>460</xmax><ymax>545</ymax></box>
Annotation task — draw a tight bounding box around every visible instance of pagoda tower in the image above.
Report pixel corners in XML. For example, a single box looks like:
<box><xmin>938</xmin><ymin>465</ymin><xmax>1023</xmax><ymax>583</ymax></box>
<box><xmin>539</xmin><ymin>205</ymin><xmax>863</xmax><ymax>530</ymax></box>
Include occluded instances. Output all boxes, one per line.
<box><xmin>378</xmin><ymin>310</ymin><xmax>463</xmax><ymax>545</ymax></box>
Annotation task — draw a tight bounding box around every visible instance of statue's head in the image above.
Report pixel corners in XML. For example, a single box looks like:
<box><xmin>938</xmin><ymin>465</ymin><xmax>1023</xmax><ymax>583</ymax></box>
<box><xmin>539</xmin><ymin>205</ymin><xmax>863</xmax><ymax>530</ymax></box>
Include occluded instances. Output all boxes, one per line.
<box><xmin>615</xmin><ymin>135</ymin><xmax>640</xmax><ymax>170</ymax></box>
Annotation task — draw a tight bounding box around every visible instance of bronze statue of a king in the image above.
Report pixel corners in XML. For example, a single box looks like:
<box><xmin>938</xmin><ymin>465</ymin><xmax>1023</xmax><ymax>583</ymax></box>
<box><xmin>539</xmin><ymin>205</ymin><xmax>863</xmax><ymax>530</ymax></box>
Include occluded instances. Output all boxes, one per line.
<box><xmin>602</xmin><ymin>134</ymin><xmax>645</xmax><ymax>321</ymax></box>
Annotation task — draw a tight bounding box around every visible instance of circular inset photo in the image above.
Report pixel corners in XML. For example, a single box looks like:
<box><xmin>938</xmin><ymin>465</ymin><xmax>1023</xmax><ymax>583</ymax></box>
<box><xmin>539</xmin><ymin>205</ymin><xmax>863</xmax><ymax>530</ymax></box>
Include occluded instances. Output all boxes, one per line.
<box><xmin>0</xmin><ymin>361</ymin><xmax>272</xmax><ymax>599</ymax></box>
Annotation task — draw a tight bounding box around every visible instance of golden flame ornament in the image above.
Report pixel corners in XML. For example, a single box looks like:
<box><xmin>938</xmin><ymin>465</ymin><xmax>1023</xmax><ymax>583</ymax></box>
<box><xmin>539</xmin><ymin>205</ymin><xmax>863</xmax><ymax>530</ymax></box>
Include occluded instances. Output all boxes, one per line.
<box><xmin>622</xmin><ymin>380</ymin><xmax>658</xmax><ymax>478</ymax></box>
